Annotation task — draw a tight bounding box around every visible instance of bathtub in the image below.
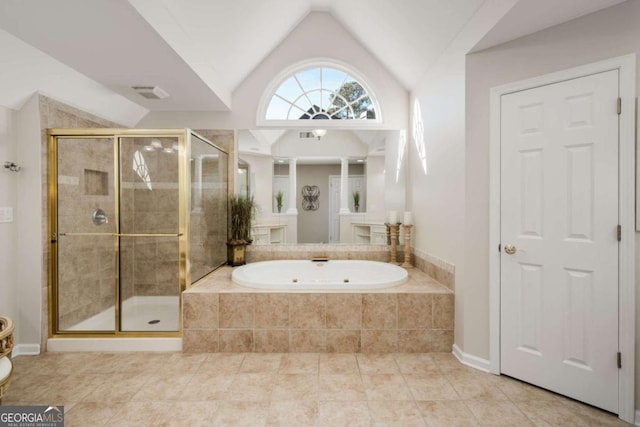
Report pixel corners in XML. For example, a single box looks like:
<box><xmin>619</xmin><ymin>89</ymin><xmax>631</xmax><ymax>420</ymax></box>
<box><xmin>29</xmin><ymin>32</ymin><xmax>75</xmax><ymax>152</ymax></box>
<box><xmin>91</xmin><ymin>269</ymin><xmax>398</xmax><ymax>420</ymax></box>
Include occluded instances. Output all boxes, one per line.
<box><xmin>231</xmin><ymin>260</ymin><xmax>408</xmax><ymax>290</ymax></box>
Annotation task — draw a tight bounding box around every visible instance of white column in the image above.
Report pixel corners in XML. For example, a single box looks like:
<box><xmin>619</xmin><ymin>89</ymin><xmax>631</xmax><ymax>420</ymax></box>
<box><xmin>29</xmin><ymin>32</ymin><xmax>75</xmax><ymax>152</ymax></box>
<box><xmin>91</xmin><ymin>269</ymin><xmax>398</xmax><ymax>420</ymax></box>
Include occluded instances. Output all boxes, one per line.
<box><xmin>286</xmin><ymin>158</ymin><xmax>298</xmax><ymax>214</ymax></box>
<box><xmin>339</xmin><ymin>158</ymin><xmax>350</xmax><ymax>214</ymax></box>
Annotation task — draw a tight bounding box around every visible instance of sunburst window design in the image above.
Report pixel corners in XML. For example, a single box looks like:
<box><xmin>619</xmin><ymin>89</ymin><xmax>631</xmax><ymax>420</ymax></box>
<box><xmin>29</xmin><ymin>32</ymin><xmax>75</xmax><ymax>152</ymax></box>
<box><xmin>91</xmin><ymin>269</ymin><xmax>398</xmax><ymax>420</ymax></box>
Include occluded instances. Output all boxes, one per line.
<box><xmin>265</xmin><ymin>67</ymin><xmax>377</xmax><ymax>121</ymax></box>
<box><xmin>133</xmin><ymin>150</ymin><xmax>152</xmax><ymax>190</ymax></box>
<box><xmin>413</xmin><ymin>99</ymin><xmax>427</xmax><ymax>174</ymax></box>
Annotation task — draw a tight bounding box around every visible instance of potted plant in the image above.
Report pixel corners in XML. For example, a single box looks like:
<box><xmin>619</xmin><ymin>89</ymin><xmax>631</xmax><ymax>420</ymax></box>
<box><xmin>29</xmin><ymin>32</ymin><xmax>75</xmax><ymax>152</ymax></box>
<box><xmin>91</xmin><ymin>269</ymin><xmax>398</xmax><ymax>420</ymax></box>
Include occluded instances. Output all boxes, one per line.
<box><xmin>275</xmin><ymin>191</ymin><xmax>284</xmax><ymax>213</ymax></box>
<box><xmin>227</xmin><ymin>194</ymin><xmax>255</xmax><ymax>266</ymax></box>
<box><xmin>352</xmin><ymin>190</ymin><xmax>361</xmax><ymax>212</ymax></box>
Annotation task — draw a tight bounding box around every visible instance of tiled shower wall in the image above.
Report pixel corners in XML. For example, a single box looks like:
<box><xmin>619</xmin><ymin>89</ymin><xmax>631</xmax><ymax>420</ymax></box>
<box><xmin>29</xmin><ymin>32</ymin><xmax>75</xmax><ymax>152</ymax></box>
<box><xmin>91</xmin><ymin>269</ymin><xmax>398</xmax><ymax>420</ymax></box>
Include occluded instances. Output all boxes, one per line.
<box><xmin>39</xmin><ymin>95</ymin><xmax>123</xmax><ymax>345</ymax></box>
<box><xmin>120</xmin><ymin>137</ymin><xmax>180</xmax><ymax>299</ymax></box>
<box><xmin>56</xmin><ymin>137</ymin><xmax>117</xmax><ymax>329</ymax></box>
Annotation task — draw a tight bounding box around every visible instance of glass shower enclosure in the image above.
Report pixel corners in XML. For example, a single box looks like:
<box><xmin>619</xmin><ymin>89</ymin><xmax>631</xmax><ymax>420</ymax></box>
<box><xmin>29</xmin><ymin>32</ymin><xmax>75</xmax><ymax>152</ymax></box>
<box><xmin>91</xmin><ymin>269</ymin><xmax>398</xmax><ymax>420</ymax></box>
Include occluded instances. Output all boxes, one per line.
<box><xmin>48</xmin><ymin>129</ymin><xmax>228</xmax><ymax>336</ymax></box>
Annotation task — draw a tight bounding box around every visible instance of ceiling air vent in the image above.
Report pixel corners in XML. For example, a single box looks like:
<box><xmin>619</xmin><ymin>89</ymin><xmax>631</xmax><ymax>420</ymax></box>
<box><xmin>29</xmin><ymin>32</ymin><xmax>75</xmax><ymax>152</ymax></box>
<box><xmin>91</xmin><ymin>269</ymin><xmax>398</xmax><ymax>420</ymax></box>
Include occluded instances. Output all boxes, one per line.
<box><xmin>131</xmin><ymin>86</ymin><xmax>170</xmax><ymax>100</ymax></box>
<box><xmin>299</xmin><ymin>131</ymin><xmax>315</xmax><ymax>139</ymax></box>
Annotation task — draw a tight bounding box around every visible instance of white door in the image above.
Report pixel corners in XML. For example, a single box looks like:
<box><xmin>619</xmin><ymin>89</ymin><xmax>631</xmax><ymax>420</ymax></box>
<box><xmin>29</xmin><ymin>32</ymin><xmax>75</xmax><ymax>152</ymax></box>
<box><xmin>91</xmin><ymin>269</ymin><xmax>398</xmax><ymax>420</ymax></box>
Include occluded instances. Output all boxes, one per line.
<box><xmin>500</xmin><ymin>70</ymin><xmax>619</xmax><ymax>412</ymax></box>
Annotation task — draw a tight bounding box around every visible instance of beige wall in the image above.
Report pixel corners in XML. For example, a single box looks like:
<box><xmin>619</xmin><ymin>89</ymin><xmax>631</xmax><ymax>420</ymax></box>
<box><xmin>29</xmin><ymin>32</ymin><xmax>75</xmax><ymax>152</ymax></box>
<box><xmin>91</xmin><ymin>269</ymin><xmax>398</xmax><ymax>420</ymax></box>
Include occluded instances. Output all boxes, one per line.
<box><xmin>465</xmin><ymin>0</ymin><xmax>639</xmax><ymax>406</ymax></box>
<box><xmin>297</xmin><ymin>164</ymin><xmax>341</xmax><ymax>244</ymax></box>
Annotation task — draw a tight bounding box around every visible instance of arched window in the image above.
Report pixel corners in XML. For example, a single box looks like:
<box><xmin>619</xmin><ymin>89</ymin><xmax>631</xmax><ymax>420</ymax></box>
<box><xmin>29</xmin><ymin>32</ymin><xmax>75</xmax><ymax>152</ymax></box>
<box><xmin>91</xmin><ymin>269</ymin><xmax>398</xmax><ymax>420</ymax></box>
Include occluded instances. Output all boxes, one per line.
<box><xmin>261</xmin><ymin>62</ymin><xmax>381</xmax><ymax>124</ymax></box>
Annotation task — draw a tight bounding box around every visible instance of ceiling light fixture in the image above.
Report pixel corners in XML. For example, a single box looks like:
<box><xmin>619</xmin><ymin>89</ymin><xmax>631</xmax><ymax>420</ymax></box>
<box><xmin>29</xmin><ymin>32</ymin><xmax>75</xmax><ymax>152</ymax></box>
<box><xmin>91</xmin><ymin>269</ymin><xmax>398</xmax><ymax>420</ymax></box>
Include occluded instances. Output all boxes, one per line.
<box><xmin>311</xmin><ymin>129</ymin><xmax>326</xmax><ymax>140</ymax></box>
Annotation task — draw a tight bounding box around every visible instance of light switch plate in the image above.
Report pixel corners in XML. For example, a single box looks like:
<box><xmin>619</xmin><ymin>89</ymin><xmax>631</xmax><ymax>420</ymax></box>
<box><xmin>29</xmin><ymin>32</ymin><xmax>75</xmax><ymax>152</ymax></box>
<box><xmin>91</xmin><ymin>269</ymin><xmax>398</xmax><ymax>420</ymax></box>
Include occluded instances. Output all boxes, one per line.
<box><xmin>0</xmin><ymin>207</ymin><xmax>14</xmax><ymax>223</ymax></box>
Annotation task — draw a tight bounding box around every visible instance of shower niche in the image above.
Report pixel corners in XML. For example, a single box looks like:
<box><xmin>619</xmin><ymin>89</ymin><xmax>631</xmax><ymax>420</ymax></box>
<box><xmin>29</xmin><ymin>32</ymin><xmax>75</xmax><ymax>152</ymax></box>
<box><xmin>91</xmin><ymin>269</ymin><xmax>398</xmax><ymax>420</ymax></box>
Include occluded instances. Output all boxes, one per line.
<box><xmin>48</xmin><ymin>129</ymin><xmax>229</xmax><ymax>336</ymax></box>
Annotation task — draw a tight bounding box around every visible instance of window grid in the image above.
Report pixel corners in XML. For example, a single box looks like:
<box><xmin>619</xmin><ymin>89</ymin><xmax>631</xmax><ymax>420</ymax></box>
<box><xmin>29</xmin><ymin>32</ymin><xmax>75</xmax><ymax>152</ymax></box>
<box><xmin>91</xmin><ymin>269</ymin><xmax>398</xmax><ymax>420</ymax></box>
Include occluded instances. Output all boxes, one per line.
<box><xmin>267</xmin><ymin>66</ymin><xmax>376</xmax><ymax>121</ymax></box>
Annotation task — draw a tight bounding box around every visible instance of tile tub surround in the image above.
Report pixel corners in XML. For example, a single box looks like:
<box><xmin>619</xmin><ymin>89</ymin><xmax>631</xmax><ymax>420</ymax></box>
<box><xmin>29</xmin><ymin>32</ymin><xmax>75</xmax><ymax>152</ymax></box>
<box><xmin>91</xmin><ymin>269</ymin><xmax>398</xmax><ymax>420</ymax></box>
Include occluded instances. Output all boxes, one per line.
<box><xmin>183</xmin><ymin>267</ymin><xmax>453</xmax><ymax>353</ymax></box>
<box><xmin>246</xmin><ymin>244</ymin><xmax>456</xmax><ymax>291</ymax></box>
<box><xmin>245</xmin><ymin>244</ymin><xmax>390</xmax><ymax>264</ymax></box>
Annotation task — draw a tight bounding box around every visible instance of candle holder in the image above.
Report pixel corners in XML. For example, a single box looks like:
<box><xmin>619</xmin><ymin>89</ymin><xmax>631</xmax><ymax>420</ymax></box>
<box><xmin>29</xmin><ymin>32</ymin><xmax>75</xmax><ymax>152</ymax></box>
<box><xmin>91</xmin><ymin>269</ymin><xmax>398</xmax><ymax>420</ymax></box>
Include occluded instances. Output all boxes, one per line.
<box><xmin>385</xmin><ymin>223</ymin><xmax>401</xmax><ymax>264</ymax></box>
<box><xmin>402</xmin><ymin>224</ymin><xmax>413</xmax><ymax>268</ymax></box>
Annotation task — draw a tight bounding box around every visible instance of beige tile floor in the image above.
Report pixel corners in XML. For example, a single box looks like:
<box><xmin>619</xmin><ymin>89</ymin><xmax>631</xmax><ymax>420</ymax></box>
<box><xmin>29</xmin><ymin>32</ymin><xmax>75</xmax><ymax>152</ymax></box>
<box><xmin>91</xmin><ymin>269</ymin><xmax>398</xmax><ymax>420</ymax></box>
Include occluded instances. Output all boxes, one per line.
<box><xmin>1</xmin><ymin>352</ymin><xmax>630</xmax><ymax>426</ymax></box>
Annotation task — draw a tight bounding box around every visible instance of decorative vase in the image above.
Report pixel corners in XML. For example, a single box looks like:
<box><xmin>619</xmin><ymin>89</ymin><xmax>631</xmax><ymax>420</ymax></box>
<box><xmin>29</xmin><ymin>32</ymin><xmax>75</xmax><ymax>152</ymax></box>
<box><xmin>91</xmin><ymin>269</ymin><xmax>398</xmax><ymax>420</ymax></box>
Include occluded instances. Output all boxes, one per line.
<box><xmin>226</xmin><ymin>241</ymin><xmax>247</xmax><ymax>266</ymax></box>
<box><xmin>355</xmin><ymin>205</ymin><xmax>359</xmax><ymax>212</ymax></box>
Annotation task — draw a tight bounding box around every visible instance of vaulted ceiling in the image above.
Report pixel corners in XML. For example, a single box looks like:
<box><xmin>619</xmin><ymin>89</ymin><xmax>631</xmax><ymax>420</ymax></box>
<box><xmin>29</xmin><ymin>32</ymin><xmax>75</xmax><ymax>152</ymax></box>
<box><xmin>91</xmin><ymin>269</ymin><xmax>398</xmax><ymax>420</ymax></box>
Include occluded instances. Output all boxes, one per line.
<box><xmin>0</xmin><ymin>0</ymin><xmax>628</xmax><ymax>119</ymax></box>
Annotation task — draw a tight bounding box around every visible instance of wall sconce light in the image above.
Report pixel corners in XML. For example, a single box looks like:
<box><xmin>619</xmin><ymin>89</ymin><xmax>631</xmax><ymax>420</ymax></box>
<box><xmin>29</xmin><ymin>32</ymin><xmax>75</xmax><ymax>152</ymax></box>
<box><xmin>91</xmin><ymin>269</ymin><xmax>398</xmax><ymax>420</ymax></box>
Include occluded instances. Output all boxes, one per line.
<box><xmin>311</xmin><ymin>129</ymin><xmax>327</xmax><ymax>140</ymax></box>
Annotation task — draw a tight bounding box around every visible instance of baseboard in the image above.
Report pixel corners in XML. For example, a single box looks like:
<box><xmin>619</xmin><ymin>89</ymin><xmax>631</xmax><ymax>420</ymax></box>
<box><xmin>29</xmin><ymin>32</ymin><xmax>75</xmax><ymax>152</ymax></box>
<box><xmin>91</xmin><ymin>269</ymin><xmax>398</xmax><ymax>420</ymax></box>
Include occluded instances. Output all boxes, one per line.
<box><xmin>47</xmin><ymin>337</ymin><xmax>182</xmax><ymax>352</ymax></box>
<box><xmin>11</xmin><ymin>344</ymin><xmax>41</xmax><ymax>357</ymax></box>
<box><xmin>452</xmin><ymin>344</ymin><xmax>491</xmax><ymax>373</ymax></box>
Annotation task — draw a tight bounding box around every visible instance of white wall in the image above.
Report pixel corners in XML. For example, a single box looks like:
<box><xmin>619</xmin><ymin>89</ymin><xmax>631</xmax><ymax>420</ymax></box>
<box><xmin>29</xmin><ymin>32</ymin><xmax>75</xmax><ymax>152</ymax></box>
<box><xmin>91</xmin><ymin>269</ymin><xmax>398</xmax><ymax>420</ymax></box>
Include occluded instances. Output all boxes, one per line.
<box><xmin>464</xmin><ymin>0</ymin><xmax>640</xmax><ymax>407</ymax></box>
<box><xmin>241</xmin><ymin>153</ymin><xmax>298</xmax><ymax>244</ymax></box>
<box><xmin>365</xmin><ymin>155</ymin><xmax>385</xmax><ymax>222</ymax></box>
<box><xmin>0</xmin><ymin>106</ymin><xmax>17</xmax><ymax>322</ymax></box>
<box><xmin>14</xmin><ymin>94</ymin><xmax>43</xmax><ymax>350</ymax></box>
<box><xmin>409</xmin><ymin>54</ymin><xmax>467</xmax><ymax>346</ymax></box>
<box><xmin>137</xmin><ymin>12</ymin><xmax>408</xmax><ymax>130</ymax></box>
<box><xmin>241</xmin><ymin>153</ymin><xmax>275</xmax><ymax>219</ymax></box>
<box><xmin>272</xmin><ymin>130</ymin><xmax>367</xmax><ymax>159</ymax></box>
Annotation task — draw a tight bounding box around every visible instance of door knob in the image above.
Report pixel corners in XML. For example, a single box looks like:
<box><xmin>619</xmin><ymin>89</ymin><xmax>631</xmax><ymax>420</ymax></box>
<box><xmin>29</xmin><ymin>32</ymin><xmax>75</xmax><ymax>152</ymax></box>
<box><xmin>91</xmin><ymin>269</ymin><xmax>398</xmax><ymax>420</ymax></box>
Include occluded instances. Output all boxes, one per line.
<box><xmin>504</xmin><ymin>244</ymin><xmax>517</xmax><ymax>255</ymax></box>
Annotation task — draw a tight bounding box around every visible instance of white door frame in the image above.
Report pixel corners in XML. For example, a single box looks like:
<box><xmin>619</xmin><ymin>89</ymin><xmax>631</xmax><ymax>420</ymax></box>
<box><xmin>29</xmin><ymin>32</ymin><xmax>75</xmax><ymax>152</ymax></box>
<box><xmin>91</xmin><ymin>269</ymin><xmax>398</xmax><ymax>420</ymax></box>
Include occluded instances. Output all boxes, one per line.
<box><xmin>488</xmin><ymin>54</ymin><xmax>636</xmax><ymax>423</ymax></box>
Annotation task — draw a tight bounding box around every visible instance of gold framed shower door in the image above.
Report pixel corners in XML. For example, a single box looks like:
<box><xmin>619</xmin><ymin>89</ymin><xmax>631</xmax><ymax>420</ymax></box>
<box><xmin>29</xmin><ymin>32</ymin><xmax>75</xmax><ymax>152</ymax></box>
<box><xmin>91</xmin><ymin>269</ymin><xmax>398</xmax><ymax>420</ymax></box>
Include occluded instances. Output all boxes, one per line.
<box><xmin>47</xmin><ymin>128</ymin><xmax>226</xmax><ymax>338</ymax></box>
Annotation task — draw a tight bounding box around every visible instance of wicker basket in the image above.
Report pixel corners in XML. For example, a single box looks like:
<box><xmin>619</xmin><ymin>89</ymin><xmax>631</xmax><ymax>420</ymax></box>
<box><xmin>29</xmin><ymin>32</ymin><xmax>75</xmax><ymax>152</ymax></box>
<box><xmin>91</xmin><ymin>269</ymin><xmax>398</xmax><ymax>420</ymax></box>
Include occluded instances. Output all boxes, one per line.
<box><xmin>0</xmin><ymin>317</ymin><xmax>14</xmax><ymax>359</ymax></box>
<box><xmin>0</xmin><ymin>317</ymin><xmax>14</xmax><ymax>401</ymax></box>
<box><xmin>0</xmin><ymin>357</ymin><xmax>13</xmax><ymax>400</ymax></box>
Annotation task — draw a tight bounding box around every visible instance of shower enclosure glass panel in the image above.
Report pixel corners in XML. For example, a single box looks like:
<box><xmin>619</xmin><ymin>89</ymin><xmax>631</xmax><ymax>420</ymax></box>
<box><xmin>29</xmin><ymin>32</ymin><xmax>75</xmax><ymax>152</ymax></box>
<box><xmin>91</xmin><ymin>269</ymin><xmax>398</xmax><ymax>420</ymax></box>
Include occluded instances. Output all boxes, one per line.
<box><xmin>119</xmin><ymin>137</ymin><xmax>180</xmax><ymax>332</ymax></box>
<box><xmin>55</xmin><ymin>138</ymin><xmax>117</xmax><ymax>332</ymax></box>
<box><xmin>190</xmin><ymin>134</ymin><xmax>229</xmax><ymax>283</ymax></box>
<box><xmin>49</xmin><ymin>128</ymin><xmax>230</xmax><ymax>337</ymax></box>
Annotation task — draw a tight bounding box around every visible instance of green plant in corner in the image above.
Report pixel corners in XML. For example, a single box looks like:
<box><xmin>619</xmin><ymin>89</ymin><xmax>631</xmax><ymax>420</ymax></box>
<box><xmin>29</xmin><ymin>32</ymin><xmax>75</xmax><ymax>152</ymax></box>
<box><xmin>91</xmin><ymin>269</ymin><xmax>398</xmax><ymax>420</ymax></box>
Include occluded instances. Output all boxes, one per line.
<box><xmin>228</xmin><ymin>194</ymin><xmax>255</xmax><ymax>244</ymax></box>
<box><xmin>275</xmin><ymin>191</ymin><xmax>284</xmax><ymax>213</ymax></box>
<box><xmin>227</xmin><ymin>194</ymin><xmax>255</xmax><ymax>266</ymax></box>
<box><xmin>352</xmin><ymin>190</ymin><xmax>360</xmax><ymax>212</ymax></box>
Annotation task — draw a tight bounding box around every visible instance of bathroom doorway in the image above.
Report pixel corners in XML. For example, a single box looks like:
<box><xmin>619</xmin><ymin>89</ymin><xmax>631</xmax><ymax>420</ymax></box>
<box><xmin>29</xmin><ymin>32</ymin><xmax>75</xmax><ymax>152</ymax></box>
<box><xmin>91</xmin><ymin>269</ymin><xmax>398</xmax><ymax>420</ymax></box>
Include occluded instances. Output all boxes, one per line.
<box><xmin>48</xmin><ymin>129</ymin><xmax>228</xmax><ymax>336</ymax></box>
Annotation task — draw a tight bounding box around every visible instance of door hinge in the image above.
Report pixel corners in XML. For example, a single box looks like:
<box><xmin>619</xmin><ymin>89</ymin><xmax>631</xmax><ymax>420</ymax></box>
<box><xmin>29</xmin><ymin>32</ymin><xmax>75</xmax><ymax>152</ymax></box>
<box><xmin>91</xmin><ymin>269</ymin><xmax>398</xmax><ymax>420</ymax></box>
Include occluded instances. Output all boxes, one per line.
<box><xmin>617</xmin><ymin>97</ymin><xmax>621</xmax><ymax>115</ymax></box>
<box><xmin>498</xmin><ymin>243</ymin><xmax>501</xmax><ymax>253</ymax></box>
<box><xmin>617</xmin><ymin>352</ymin><xmax>622</xmax><ymax>369</ymax></box>
<box><xmin>617</xmin><ymin>224</ymin><xmax>621</xmax><ymax>242</ymax></box>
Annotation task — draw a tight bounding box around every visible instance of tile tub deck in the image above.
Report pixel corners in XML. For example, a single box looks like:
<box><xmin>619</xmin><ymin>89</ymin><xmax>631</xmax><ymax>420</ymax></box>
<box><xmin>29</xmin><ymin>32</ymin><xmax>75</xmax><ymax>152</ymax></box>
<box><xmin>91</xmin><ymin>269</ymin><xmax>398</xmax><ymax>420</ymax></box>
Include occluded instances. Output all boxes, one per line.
<box><xmin>183</xmin><ymin>266</ymin><xmax>453</xmax><ymax>353</ymax></box>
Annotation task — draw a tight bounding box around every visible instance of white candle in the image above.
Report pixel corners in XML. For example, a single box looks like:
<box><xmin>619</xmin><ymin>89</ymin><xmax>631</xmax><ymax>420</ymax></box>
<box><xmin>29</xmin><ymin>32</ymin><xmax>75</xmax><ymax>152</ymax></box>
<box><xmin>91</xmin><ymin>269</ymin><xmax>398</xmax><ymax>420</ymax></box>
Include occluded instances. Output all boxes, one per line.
<box><xmin>403</xmin><ymin>212</ymin><xmax>412</xmax><ymax>225</ymax></box>
<box><xmin>389</xmin><ymin>210</ymin><xmax>398</xmax><ymax>224</ymax></box>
